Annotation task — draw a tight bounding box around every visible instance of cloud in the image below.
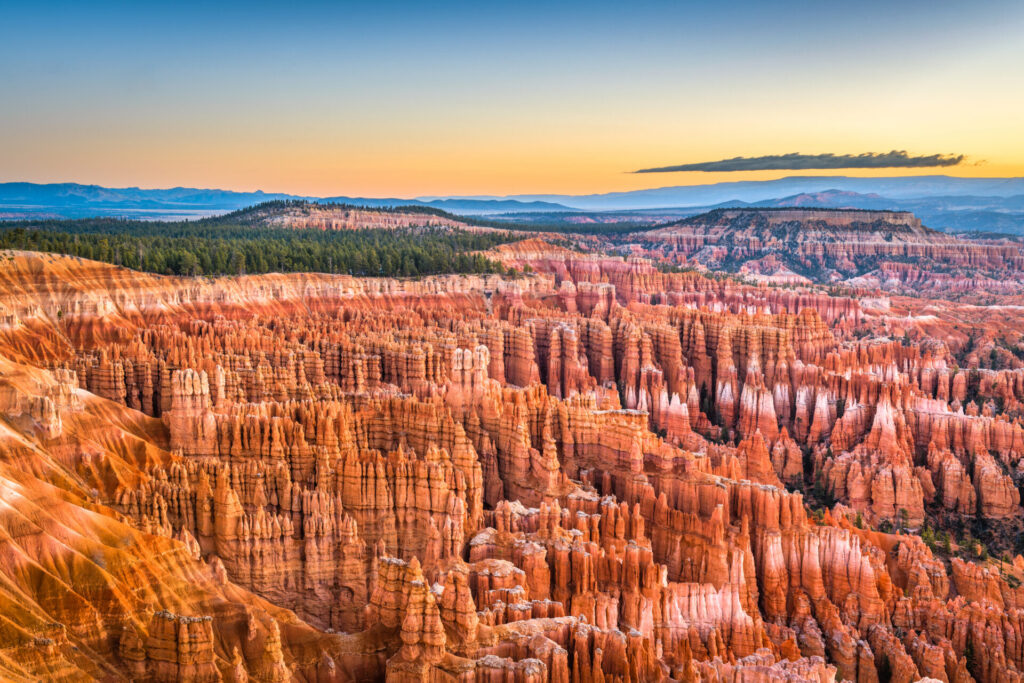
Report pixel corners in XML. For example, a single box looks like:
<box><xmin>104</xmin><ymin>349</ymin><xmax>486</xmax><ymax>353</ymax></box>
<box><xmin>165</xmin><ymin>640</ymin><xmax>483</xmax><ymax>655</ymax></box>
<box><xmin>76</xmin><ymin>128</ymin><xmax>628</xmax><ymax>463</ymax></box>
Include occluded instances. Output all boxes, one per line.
<box><xmin>633</xmin><ymin>151</ymin><xmax>965</xmax><ymax>173</ymax></box>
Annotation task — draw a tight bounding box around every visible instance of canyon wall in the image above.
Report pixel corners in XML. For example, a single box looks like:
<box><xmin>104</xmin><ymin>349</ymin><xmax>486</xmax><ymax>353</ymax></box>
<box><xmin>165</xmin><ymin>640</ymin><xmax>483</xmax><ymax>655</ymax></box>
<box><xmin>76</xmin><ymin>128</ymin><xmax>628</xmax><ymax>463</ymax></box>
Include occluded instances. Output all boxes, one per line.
<box><xmin>0</xmin><ymin>246</ymin><xmax>1022</xmax><ymax>681</ymax></box>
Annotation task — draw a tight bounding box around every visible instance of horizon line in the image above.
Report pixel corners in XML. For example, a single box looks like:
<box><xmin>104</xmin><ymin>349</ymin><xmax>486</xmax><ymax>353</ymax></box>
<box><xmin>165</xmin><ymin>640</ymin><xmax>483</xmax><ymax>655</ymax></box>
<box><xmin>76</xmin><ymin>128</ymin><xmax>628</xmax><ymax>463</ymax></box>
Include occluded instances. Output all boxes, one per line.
<box><xmin>2</xmin><ymin>172</ymin><xmax>1024</xmax><ymax>202</ymax></box>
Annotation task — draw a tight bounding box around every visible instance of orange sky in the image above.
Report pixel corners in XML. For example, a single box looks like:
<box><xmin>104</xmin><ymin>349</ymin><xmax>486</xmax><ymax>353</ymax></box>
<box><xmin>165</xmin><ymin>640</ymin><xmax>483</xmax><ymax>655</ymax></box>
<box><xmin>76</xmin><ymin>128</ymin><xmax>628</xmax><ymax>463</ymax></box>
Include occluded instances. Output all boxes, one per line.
<box><xmin>2</xmin><ymin>1</ymin><xmax>1023</xmax><ymax>198</ymax></box>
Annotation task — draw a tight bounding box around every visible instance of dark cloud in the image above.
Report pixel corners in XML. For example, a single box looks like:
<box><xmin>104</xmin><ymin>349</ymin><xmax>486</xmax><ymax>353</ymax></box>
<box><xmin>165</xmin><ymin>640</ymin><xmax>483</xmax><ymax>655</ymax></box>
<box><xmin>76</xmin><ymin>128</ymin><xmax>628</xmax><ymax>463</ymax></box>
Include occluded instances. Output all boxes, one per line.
<box><xmin>634</xmin><ymin>151</ymin><xmax>965</xmax><ymax>173</ymax></box>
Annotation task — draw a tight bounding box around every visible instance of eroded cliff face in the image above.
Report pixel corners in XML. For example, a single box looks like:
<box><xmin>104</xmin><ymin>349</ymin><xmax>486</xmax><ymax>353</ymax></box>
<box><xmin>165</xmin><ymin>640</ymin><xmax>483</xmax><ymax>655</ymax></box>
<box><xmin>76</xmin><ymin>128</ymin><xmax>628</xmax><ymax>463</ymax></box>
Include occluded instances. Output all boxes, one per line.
<box><xmin>1</xmin><ymin>246</ymin><xmax>1024</xmax><ymax>681</ymax></box>
<box><xmin>234</xmin><ymin>203</ymin><xmax>475</xmax><ymax>232</ymax></box>
<box><xmin>626</xmin><ymin>208</ymin><xmax>1024</xmax><ymax>301</ymax></box>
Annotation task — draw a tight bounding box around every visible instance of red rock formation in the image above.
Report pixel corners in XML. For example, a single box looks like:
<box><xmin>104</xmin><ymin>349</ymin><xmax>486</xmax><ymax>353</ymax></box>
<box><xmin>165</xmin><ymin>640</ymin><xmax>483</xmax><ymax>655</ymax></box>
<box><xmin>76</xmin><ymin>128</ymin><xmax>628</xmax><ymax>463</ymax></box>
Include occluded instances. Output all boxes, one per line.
<box><xmin>0</xmin><ymin>246</ymin><xmax>1023</xmax><ymax>681</ymax></box>
<box><xmin>634</xmin><ymin>207</ymin><xmax>1024</xmax><ymax>302</ymax></box>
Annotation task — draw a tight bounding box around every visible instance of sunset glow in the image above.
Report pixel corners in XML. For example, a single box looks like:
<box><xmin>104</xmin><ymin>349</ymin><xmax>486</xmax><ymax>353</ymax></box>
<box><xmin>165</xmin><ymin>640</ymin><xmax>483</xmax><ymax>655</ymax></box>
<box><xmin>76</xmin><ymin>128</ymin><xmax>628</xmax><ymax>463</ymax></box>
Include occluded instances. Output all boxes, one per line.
<box><xmin>2</xmin><ymin>1</ymin><xmax>1023</xmax><ymax>197</ymax></box>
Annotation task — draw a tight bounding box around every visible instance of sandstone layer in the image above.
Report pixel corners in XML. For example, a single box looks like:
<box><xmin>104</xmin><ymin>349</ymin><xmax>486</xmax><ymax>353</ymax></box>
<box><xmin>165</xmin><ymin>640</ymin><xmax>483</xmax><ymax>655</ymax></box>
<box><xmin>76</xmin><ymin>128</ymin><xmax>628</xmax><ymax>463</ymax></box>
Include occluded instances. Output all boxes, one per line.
<box><xmin>0</xmin><ymin>243</ymin><xmax>1023</xmax><ymax>681</ymax></box>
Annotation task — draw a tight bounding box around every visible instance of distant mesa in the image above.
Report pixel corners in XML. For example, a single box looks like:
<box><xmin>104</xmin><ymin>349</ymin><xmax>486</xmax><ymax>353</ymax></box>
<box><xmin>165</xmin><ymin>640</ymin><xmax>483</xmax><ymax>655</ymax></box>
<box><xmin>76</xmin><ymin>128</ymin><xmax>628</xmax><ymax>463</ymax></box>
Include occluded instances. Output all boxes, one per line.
<box><xmin>627</xmin><ymin>206</ymin><xmax>1024</xmax><ymax>295</ymax></box>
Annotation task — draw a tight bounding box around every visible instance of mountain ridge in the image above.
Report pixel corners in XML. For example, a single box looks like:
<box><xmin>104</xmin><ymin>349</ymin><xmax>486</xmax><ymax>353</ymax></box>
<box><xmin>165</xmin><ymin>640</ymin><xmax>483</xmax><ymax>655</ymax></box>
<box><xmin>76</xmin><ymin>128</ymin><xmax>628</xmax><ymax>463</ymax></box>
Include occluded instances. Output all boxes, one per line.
<box><xmin>5</xmin><ymin>177</ymin><xmax>1024</xmax><ymax>233</ymax></box>
<box><xmin>0</xmin><ymin>181</ymin><xmax>572</xmax><ymax>218</ymax></box>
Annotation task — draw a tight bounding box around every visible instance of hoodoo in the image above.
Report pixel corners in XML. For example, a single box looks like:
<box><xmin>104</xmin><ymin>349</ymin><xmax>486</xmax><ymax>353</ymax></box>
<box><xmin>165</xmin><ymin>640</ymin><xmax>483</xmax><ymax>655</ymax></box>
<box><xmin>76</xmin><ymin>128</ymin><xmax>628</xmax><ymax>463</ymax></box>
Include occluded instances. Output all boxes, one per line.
<box><xmin>0</xmin><ymin>225</ymin><xmax>1021</xmax><ymax>681</ymax></box>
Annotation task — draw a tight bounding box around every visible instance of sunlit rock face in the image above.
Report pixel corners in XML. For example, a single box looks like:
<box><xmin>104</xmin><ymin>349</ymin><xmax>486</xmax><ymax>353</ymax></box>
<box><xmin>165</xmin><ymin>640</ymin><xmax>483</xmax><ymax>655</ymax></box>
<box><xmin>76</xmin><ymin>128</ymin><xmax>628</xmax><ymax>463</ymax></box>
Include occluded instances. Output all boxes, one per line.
<box><xmin>628</xmin><ymin>207</ymin><xmax>1024</xmax><ymax>302</ymax></box>
<box><xmin>1</xmin><ymin>242</ymin><xmax>1024</xmax><ymax>681</ymax></box>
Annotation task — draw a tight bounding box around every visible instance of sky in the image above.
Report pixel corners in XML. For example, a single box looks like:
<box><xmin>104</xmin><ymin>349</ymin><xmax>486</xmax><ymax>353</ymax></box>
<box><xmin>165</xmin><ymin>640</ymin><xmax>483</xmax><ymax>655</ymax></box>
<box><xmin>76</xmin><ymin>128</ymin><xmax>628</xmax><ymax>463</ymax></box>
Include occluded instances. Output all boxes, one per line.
<box><xmin>2</xmin><ymin>0</ymin><xmax>1023</xmax><ymax>198</ymax></box>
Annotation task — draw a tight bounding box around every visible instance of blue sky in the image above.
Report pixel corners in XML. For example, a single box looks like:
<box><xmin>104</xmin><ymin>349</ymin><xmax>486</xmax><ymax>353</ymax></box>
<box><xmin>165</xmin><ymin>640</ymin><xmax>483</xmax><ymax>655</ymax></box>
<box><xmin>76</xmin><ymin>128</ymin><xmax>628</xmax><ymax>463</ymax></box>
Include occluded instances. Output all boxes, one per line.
<box><xmin>2</xmin><ymin>0</ymin><xmax>1022</xmax><ymax>196</ymax></box>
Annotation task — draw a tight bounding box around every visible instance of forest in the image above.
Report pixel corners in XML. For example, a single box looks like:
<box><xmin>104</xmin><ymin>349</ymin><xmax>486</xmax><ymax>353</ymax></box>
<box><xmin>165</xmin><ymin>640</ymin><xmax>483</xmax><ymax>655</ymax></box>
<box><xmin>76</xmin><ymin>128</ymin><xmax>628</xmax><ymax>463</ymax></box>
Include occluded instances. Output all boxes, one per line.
<box><xmin>0</xmin><ymin>217</ymin><xmax>515</xmax><ymax>277</ymax></box>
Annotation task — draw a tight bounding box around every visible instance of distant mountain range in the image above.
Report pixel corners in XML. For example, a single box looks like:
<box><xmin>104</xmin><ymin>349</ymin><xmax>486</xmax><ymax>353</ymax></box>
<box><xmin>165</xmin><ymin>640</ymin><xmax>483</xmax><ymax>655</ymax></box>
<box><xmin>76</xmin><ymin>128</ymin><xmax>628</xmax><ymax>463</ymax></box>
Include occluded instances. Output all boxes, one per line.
<box><xmin>714</xmin><ymin>190</ymin><xmax>1024</xmax><ymax>234</ymax></box>
<box><xmin>4</xmin><ymin>176</ymin><xmax>1024</xmax><ymax>233</ymax></box>
<box><xmin>0</xmin><ymin>182</ymin><xmax>573</xmax><ymax>220</ymax></box>
<box><xmin>495</xmin><ymin>175</ymin><xmax>1024</xmax><ymax>209</ymax></box>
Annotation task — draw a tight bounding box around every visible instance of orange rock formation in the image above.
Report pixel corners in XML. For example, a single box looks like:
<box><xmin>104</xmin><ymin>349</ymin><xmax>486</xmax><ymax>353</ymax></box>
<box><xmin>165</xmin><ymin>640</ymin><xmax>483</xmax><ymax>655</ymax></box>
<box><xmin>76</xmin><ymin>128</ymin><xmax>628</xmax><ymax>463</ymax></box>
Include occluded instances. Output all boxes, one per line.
<box><xmin>0</xmin><ymin>243</ymin><xmax>1023</xmax><ymax>681</ymax></box>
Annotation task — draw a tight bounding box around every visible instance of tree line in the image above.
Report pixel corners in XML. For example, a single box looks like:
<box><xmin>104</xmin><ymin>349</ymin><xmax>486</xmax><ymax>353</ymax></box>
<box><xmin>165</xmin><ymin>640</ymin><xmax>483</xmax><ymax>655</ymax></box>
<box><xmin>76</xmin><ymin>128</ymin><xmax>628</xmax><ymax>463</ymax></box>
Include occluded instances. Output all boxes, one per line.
<box><xmin>0</xmin><ymin>222</ymin><xmax>514</xmax><ymax>278</ymax></box>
